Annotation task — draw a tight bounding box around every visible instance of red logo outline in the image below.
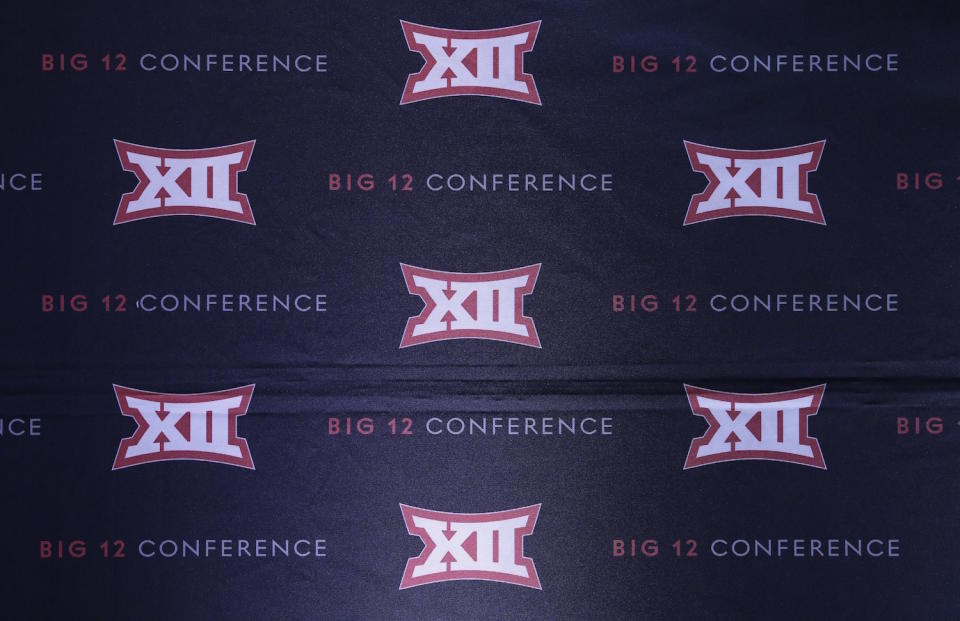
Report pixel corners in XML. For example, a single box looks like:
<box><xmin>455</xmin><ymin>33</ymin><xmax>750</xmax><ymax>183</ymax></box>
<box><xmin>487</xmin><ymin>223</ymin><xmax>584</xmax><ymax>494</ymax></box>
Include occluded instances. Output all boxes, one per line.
<box><xmin>114</xmin><ymin>140</ymin><xmax>256</xmax><ymax>225</ymax></box>
<box><xmin>112</xmin><ymin>384</ymin><xmax>255</xmax><ymax>470</ymax></box>
<box><xmin>683</xmin><ymin>384</ymin><xmax>827</xmax><ymax>469</ymax></box>
<box><xmin>399</xmin><ymin>503</ymin><xmax>542</xmax><ymax>590</ymax></box>
<box><xmin>683</xmin><ymin>140</ymin><xmax>826</xmax><ymax>225</ymax></box>
<box><xmin>399</xmin><ymin>263</ymin><xmax>541</xmax><ymax>348</ymax></box>
<box><xmin>400</xmin><ymin>21</ymin><xmax>541</xmax><ymax>105</ymax></box>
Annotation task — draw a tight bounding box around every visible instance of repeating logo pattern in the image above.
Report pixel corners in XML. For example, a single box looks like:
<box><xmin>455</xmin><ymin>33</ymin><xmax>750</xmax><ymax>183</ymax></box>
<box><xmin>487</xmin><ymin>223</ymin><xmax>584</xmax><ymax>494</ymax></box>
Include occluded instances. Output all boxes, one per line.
<box><xmin>114</xmin><ymin>140</ymin><xmax>256</xmax><ymax>224</ymax></box>
<box><xmin>19</xmin><ymin>9</ymin><xmax>932</xmax><ymax>616</ymax></box>
<box><xmin>399</xmin><ymin>504</ymin><xmax>541</xmax><ymax>589</ymax></box>
<box><xmin>683</xmin><ymin>384</ymin><xmax>827</xmax><ymax>469</ymax></box>
<box><xmin>400</xmin><ymin>21</ymin><xmax>541</xmax><ymax>104</ymax></box>
<box><xmin>400</xmin><ymin>264</ymin><xmax>541</xmax><ymax>348</ymax></box>
<box><xmin>683</xmin><ymin>140</ymin><xmax>826</xmax><ymax>225</ymax></box>
<box><xmin>112</xmin><ymin>385</ymin><xmax>256</xmax><ymax>470</ymax></box>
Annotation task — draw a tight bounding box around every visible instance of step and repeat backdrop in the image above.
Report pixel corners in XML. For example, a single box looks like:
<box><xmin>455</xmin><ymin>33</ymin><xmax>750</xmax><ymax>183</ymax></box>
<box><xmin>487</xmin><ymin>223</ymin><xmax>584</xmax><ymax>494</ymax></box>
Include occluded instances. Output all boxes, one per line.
<box><xmin>3</xmin><ymin>1</ymin><xmax>958</xmax><ymax>619</ymax></box>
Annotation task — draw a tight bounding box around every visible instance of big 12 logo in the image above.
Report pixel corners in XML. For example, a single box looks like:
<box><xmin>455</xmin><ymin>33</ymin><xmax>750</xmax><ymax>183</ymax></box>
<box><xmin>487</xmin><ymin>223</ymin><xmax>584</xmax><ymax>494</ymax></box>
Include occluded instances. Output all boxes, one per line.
<box><xmin>399</xmin><ymin>504</ymin><xmax>541</xmax><ymax>589</ymax></box>
<box><xmin>114</xmin><ymin>140</ymin><xmax>255</xmax><ymax>224</ymax></box>
<box><xmin>112</xmin><ymin>385</ymin><xmax>255</xmax><ymax>469</ymax></box>
<box><xmin>400</xmin><ymin>21</ymin><xmax>541</xmax><ymax>104</ymax></box>
<box><xmin>400</xmin><ymin>264</ymin><xmax>541</xmax><ymax>347</ymax></box>
<box><xmin>683</xmin><ymin>384</ymin><xmax>827</xmax><ymax>469</ymax></box>
<box><xmin>683</xmin><ymin>140</ymin><xmax>826</xmax><ymax>225</ymax></box>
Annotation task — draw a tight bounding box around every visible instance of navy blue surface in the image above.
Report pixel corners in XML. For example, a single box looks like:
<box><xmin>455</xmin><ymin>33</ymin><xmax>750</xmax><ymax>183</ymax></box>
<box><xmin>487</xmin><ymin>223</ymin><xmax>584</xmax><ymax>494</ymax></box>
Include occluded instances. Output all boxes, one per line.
<box><xmin>2</xmin><ymin>1</ymin><xmax>959</xmax><ymax>619</ymax></box>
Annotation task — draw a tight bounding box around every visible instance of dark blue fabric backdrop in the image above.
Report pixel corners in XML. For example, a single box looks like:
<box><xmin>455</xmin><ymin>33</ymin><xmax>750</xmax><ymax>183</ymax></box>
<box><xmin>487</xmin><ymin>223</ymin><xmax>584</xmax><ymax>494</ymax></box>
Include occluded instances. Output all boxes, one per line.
<box><xmin>2</xmin><ymin>1</ymin><xmax>958</xmax><ymax>619</ymax></box>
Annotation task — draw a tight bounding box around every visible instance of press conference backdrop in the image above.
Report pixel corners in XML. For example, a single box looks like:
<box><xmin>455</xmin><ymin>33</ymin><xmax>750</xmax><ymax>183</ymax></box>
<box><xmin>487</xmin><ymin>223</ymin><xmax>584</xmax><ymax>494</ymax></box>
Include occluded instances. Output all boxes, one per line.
<box><xmin>2</xmin><ymin>1</ymin><xmax>958</xmax><ymax>619</ymax></box>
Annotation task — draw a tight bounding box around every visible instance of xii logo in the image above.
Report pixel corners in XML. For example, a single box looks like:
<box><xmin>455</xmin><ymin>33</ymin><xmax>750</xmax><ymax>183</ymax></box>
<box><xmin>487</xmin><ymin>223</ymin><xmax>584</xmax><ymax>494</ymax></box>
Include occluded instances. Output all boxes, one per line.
<box><xmin>683</xmin><ymin>384</ymin><xmax>827</xmax><ymax>469</ymax></box>
<box><xmin>114</xmin><ymin>140</ymin><xmax>255</xmax><ymax>224</ymax></box>
<box><xmin>399</xmin><ymin>504</ymin><xmax>541</xmax><ymax>589</ymax></box>
<box><xmin>400</xmin><ymin>264</ymin><xmax>541</xmax><ymax>347</ymax></box>
<box><xmin>400</xmin><ymin>21</ymin><xmax>541</xmax><ymax>104</ymax></box>
<box><xmin>684</xmin><ymin>141</ymin><xmax>826</xmax><ymax>225</ymax></box>
<box><xmin>112</xmin><ymin>385</ymin><xmax>255</xmax><ymax>469</ymax></box>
